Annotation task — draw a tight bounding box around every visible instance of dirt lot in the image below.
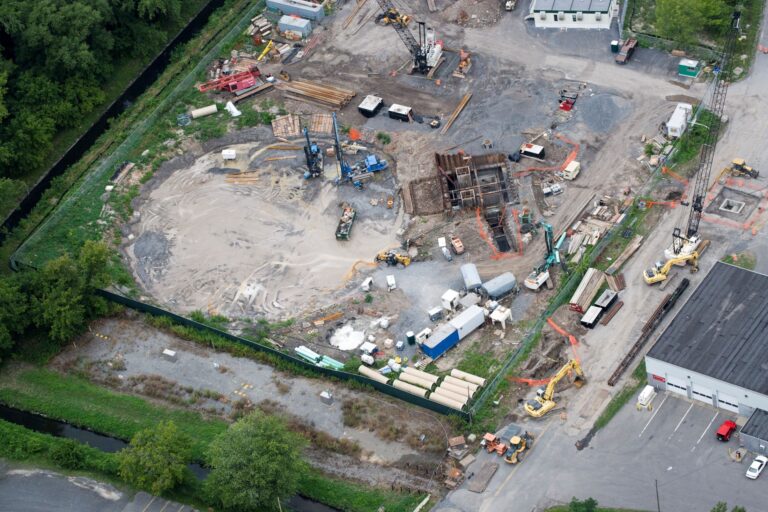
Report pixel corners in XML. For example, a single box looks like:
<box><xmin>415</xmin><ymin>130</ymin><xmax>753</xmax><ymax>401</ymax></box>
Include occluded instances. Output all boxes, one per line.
<box><xmin>54</xmin><ymin>315</ymin><xmax>450</xmax><ymax>492</ymax></box>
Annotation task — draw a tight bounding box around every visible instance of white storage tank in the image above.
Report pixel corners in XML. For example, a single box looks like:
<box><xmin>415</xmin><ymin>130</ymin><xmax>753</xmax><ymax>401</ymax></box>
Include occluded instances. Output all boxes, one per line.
<box><xmin>448</xmin><ymin>305</ymin><xmax>486</xmax><ymax>340</ymax></box>
<box><xmin>481</xmin><ymin>272</ymin><xmax>517</xmax><ymax>300</ymax></box>
<box><xmin>460</xmin><ymin>263</ymin><xmax>482</xmax><ymax>291</ymax></box>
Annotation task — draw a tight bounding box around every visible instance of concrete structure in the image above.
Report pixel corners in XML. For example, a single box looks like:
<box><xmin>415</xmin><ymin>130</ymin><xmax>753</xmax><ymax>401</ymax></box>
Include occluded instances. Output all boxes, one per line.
<box><xmin>278</xmin><ymin>15</ymin><xmax>312</xmax><ymax>38</ymax></box>
<box><xmin>266</xmin><ymin>0</ymin><xmax>324</xmax><ymax>20</ymax></box>
<box><xmin>528</xmin><ymin>0</ymin><xmax>615</xmax><ymax>29</ymax></box>
<box><xmin>741</xmin><ymin>409</ymin><xmax>768</xmax><ymax>455</ymax></box>
<box><xmin>645</xmin><ymin>263</ymin><xmax>768</xmax><ymax>418</ymax></box>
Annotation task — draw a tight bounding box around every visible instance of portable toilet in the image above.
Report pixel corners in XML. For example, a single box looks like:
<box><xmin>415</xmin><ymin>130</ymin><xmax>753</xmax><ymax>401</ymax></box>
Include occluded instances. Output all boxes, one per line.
<box><xmin>678</xmin><ymin>58</ymin><xmax>701</xmax><ymax>79</ymax></box>
<box><xmin>610</xmin><ymin>40</ymin><xmax>620</xmax><ymax>53</ymax></box>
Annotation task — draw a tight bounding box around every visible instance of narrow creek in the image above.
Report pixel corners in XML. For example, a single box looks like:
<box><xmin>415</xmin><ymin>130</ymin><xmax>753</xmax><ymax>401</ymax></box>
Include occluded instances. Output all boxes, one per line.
<box><xmin>0</xmin><ymin>404</ymin><xmax>340</xmax><ymax>511</ymax></box>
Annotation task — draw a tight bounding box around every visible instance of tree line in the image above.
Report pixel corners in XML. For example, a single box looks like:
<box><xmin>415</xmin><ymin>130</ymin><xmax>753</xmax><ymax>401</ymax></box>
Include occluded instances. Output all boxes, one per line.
<box><xmin>0</xmin><ymin>0</ymin><xmax>185</xmax><ymax>212</ymax></box>
<box><xmin>654</xmin><ymin>0</ymin><xmax>745</xmax><ymax>47</ymax></box>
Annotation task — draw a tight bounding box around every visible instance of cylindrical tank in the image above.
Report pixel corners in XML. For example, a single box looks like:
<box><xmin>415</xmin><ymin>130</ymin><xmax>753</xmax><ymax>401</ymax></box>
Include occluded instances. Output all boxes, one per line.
<box><xmin>402</xmin><ymin>367</ymin><xmax>440</xmax><ymax>384</ymax></box>
<box><xmin>393</xmin><ymin>379</ymin><xmax>428</xmax><ymax>397</ymax></box>
<box><xmin>428</xmin><ymin>392</ymin><xmax>465</xmax><ymax>411</ymax></box>
<box><xmin>451</xmin><ymin>368</ymin><xmax>487</xmax><ymax>387</ymax></box>
<box><xmin>190</xmin><ymin>104</ymin><xmax>218</xmax><ymax>119</ymax></box>
<box><xmin>439</xmin><ymin>380</ymin><xmax>475</xmax><ymax>398</ymax></box>
<box><xmin>399</xmin><ymin>372</ymin><xmax>435</xmax><ymax>391</ymax></box>
<box><xmin>358</xmin><ymin>365</ymin><xmax>388</xmax><ymax>384</ymax></box>
<box><xmin>444</xmin><ymin>375</ymin><xmax>479</xmax><ymax>392</ymax></box>
<box><xmin>361</xmin><ymin>354</ymin><xmax>375</xmax><ymax>366</ymax></box>
<box><xmin>432</xmin><ymin>386</ymin><xmax>469</xmax><ymax>405</ymax></box>
<box><xmin>406</xmin><ymin>331</ymin><xmax>416</xmax><ymax>345</ymax></box>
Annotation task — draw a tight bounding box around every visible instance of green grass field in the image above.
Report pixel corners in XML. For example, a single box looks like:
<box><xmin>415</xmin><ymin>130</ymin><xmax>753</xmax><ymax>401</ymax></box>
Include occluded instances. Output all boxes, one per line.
<box><xmin>0</xmin><ymin>366</ymin><xmax>424</xmax><ymax>512</ymax></box>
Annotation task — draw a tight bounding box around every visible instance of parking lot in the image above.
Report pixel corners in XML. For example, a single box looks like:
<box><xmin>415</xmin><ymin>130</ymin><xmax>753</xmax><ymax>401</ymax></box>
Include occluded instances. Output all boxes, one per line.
<box><xmin>439</xmin><ymin>390</ymin><xmax>766</xmax><ymax>512</ymax></box>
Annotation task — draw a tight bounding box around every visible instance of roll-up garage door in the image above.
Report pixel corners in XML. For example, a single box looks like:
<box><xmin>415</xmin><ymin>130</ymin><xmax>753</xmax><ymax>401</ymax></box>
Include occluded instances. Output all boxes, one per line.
<box><xmin>717</xmin><ymin>392</ymin><xmax>739</xmax><ymax>413</ymax></box>
<box><xmin>691</xmin><ymin>383</ymin><xmax>713</xmax><ymax>405</ymax></box>
<box><xmin>666</xmin><ymin>375</ymin><xmax>688</xmax><ymax>396</ymax></box>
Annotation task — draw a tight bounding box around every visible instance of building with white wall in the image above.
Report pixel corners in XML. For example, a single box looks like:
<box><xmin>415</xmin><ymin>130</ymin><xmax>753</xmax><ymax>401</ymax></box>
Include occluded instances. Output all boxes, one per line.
<box><xmin>645</xmin><ymin>262</ymin><xmax>768</xmax><ymax>420</ymax></box>
<box><xmin>528</xmin><ymin>0</ymin><xmax>617</xmax><ymax>29</ymax></box>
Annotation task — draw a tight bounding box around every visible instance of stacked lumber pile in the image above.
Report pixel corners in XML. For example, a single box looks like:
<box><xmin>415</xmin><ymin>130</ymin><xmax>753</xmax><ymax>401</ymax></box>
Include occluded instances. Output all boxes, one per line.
<box><xmin>308</xmin><ymin>113</ymin><xmax>334</xmax><ymax>134</ymax></box>
<box><xmin>271</xmin><ymin>114</ymin><xmax>301</xmax><ymax>138</ymax></box>
<box><xmin>278</xmin><ymin>80</ymin><xmax>356</xmax><ymax>108</ymax></box>
<box><xmin>246</xmin><ymin>15</ymin><xmax>272</xmax><ymax>39</ymax></box>
<box><xmin>569</xmin><ymin>268</ymin><xmax>606</xmax><ymax>313</ymax></box>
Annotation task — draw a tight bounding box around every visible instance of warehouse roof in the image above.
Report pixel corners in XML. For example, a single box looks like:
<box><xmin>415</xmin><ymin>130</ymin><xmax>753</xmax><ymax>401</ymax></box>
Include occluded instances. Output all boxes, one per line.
<box><xmin>742</xmin><ymin>409</ymin><xmax>768</xmax><ymax>441</ymax></box>
<box><xmin>532</xmin><ymin>0</ymin><xmax>612</xmax><ymax>12</ymax></box>
<box><xmin>647</xmin><ymin>262</ymin><xmax>768</xmax><ymax>395</ymax></box>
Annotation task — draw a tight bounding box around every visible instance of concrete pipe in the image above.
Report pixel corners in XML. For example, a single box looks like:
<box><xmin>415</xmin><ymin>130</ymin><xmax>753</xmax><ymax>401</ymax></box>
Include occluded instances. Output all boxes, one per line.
<box><xmin>439</xmin><ymin>380</ymin><xmax>475</xmax><ymax>398</ymax></box>
<box><xmin>428</xmin><ymin>392</ymin><xmax>465</xmax><ymax>411</ymax></box>
<box><xmin>190</xmin><ymin>104</ymin><xmax>218</xmax><ymax>119</ymax></box>
<box><xmin>444</xmin><ymin>375</ymin><xmax>479</xmax><ymax>393</ymax></box>
<box><xmin>451</xmin><ymin>368</ymin><xmax>487</xmax><ymax>387</ymax></box>
<box><xmin>358</xmin><ymin>366</ymin><xmax>389</xmax><ymax>384</ymax></box>
<box><xmin>402</xmin><ymin>367</ymin><xmax>440</xmax><ymax>384</ymax></box>
<box><xmin>393</xmin><ymin>379</ymin><xmax>429</xmax><ymax>398</ymax></box>
<box><xmin>399</xmin><ymin>372</ymin><xmax>436</xmax><ymax>391</ymax></box>
<box><xmin>433</xmin><ymin>386</ymin><xmax>470</xmax><ymax>406</ymax></box>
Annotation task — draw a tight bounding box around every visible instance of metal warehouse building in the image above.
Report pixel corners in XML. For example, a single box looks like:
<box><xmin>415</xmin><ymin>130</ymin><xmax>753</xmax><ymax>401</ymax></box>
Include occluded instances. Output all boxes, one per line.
<box><xmin>645</xmin><ymin>263</ymin><xmax>768</xmax><ymax>439</ymax></box>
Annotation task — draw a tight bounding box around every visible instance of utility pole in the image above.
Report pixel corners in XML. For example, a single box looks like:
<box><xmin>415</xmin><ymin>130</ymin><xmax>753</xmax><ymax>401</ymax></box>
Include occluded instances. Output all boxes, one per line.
<box><xmin>655</xmin><ymin>479</ymin><xmax>661</xmax><ymax>512</ymax></box>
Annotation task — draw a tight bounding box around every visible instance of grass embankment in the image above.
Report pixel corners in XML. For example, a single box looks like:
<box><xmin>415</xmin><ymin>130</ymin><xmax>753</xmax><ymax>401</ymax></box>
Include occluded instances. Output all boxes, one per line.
<box><xmin>721</xmin><ymin>252</ymin><xmax>756</xmax><ymax>270</ymax></box>
<box><xmin>593</xmin><ymin>361</ymin><xmax>647</xmax><ymax>432</ymax></box>
<box><xmin>0</xmin><ymin>367</ymin><xmax>423</xmax><ymax>512</ymax></box>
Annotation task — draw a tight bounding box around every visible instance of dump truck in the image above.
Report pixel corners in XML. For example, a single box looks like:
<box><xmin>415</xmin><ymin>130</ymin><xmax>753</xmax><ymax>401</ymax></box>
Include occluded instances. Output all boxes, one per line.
<box><xmin>615</xmin><ymin>38</ymin><xmax>637</xmax><ymax>64</ymax></box>
<box><xmin>336</xmin><ymin>205</ymin><xmax>356</xmax><ymax>240</ymax></box>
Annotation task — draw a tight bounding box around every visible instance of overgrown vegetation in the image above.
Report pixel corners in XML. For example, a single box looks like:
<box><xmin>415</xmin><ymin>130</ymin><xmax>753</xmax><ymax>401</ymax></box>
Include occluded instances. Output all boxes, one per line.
<box><xmin>593</xmin><ymin>361</ymin><xmax>647</xmax><ymax>432</ymax></box>
<box><xmin>547</xmin><ymin>496</ymin><xmax>648</xmax><ymax>512</ymax></box>
<box><xmin>669</xmin><ymin>109</ymin><xmax>718</xmax><ymax>166</ymax></box>
<box><xmin>376</xmin><ymin>132</ymin><xmax>392</xmax><ymax>145</ymax></box>
<box><xmin>721</xmin><ymin>251</ymin><xmax>756</xmax><ymax>270</ymax></box>
<box><xmin>0</xmin><ymin>0</ymin><xmax>209</xmax><ymax>219</ymax></box>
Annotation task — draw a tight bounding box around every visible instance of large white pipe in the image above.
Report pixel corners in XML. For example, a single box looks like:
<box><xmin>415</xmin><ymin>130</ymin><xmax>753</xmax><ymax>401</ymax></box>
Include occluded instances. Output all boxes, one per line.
<box><xmin>190</xmin><ymin>104</ymin><xmax>218</xmax><ymax>119</ymax></box>
<box><xmin>444</xmin><ymin>375</ymin><xmax>479</xmax><ymax>393</ymax></box>
<box><xmin>440</xmin><ymin>380</ymin><xmax>475</xmax><ymax>398</ymax></box>
<box><xmin>428</xmin><ymin>392</ymin><xmax>465</xmax><ymax>411</ymax></box>
<box><xmin>451</xmin><ymin>368</ymin><xmax>487</xmax><ymax>387</ymax></box>
<box><xmin>433</xmin><ymin>386</ymin><xmax>469</xmax><ymax>405</ymax></box>
<box><xmin>399</xmin><ymin>372</ymin><xmax>435</xmax><ymax>390</ymax></box>
<box><xmin>393</xmin><ymin>379</ymin><xmax>429</xmax><ymax>398</ymax></box>
<box><xmin>402</xmin><ymin>367</ymin><xmax>440</xmax><ymax>384</ymax></box>
<box><xmin>358</xmin><ymin>366</ymin><xmax>389</xmax><ymax>384</ymax></box>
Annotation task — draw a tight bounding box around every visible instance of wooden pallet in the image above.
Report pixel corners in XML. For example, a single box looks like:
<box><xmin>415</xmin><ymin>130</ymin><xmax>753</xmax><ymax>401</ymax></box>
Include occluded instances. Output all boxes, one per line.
<box><xmin>271</xmin><ymin>114</ymin><xmax>301</xmax><ymax>138</ymax></box>
<box><xmin>308</xmin><ymin>113</ymin><xmax>334</xmax><ymax>134</ymax></box>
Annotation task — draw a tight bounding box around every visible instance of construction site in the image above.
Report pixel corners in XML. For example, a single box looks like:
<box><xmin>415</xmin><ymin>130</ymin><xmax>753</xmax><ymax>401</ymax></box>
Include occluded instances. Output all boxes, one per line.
<box><xmin>106</xmin><ymin>1</ymin><xmax>768</xmax><ymax>509</ymax></box>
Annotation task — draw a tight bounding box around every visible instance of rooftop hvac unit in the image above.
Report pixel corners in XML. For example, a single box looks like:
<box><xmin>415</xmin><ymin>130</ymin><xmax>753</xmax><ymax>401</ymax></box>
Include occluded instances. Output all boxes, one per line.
<box><xmin>539</xmin><ymin>11</ymin><xmax>546</xmax><ymax>20</ymax></box>
<box><xmin>558</xmin><ymin>11</ymin><xmax>565</xmax><ymax>20</ymax></box>
<box><xmin>576</xmin><ymin>12</ymin><xmax>583</xmax><ymax>20</ymax></box>
<box><xmin>595</xmin><ymin>12</ymin><xmax>602</xmax><ymax>20</ymax></box>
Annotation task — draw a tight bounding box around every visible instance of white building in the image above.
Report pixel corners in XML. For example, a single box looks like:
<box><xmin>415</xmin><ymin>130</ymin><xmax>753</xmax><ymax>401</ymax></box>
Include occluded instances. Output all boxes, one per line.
<box><xmin>528</xmin><ymin>0</ymin><xmax>617</xmax><ymax>29</ymax></box>
<box><xmin>645</xmin><ymin>263</ymin><xmax>768</xmax><ymax>452</ymax></box>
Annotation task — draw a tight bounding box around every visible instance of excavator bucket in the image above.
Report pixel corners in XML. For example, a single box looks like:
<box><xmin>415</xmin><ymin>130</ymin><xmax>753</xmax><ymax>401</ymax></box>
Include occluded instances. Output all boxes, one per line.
<box><xmin>573</xmin><ymin>375</ymin><xmax>586</xmax><ymax>387</ymax></box>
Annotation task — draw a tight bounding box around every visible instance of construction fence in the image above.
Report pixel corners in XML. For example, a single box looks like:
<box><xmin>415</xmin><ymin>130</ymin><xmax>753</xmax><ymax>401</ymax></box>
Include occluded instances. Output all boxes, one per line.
<box><xmin>97</xmin><ymin>289</ymin><xmax>470</xmax><ymax>421</ymax></box>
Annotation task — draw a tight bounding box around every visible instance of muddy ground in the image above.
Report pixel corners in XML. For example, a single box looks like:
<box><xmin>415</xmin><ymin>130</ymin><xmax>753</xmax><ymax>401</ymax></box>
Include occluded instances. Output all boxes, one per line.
<box><xmin>53</xmin><ymin>315</ymin><xmax>450</xmax><ymax>492</ymax></box>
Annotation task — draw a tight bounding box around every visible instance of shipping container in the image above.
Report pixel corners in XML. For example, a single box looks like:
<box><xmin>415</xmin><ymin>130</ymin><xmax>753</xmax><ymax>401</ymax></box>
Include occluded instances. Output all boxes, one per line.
<box><xmin>277</xmin><ymin>15</ymin><xmax>312</xmax><ymax>37</ymax></box>
<box><xmin>460</xmin><ymin>263</ymin><xmax>482</xmax><ymax>291</ymax></box>
<box><xmin>449</xmin><ymin>305</ymin><xmax>486</xmax><ymax>340</ymax></box>
<box><xmin>358</xmin><ymin>95</ymin><xmax>384</xmax><ymax>117</ymax></box>
<box><xmin>580</xmin><ymin>305</ymin><xmax>603</xmax><ymax>329</ymax></box>
<box><xmin>480</xmin><ymin>272</ymin><xmax>518</xmax><ymax>300</ymax></box>
<box><xmin>594</xmin><ymin>289</ymin><xmax>618</xmax><ymax>310</ymax></box>
<box><xmin>420</xmin><ymin>324</ymin><xmax>460</xmax><ymax>359</ymax></box>
<box><xmin>266</xmin><ymin>0</ymin><xmax>325</xmax><ymax>20</ymax></box>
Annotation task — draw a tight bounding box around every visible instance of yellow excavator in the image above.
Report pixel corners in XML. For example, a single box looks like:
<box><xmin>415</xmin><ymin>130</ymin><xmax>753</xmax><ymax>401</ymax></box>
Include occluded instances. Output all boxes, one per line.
<box><xmin>375</xmin><ymin>8</ymin><xmax>411</xmax><ymax>27</ymax></box>
<box><xmin>503</xmin><ymin>430</ymin><xmax>533</xmax><ymax>464</ymax></box>
<box><xmin>728</xmin><ymin>158</ymin><xmax>759</xmax><ymax>179</ymax></box>
<box><xmin>524</xmin><ymin>360</ymin><xmax>586</xmax><ymax>418</ymax></box>
<box><xmin>643</xmin><ymin>251</ymin><xmax>699</xmax><ymax>285</ymax></box>
<box><xmin>375</xmin><ymin>250</ymin><xmax>412</xmax><ymax>267</ymax></box>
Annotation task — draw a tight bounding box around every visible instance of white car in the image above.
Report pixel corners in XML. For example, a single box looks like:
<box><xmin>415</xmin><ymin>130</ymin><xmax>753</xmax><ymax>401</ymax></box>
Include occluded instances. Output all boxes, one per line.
<box><xmin>746</xmin><ymin>455</ymin><xmax>767</xmax><ymax>480</ymax></box>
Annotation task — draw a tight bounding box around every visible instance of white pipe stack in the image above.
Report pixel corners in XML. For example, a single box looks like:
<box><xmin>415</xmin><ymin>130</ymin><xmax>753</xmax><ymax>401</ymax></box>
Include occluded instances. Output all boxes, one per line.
<box><xmin>393</xmin><ymin>379</ymin><xmax>429</xmax><ymax>398</ymax></box>
<box><xmin>451</xmin><ymin>369</ymin><xmax>487</xmax><ymax>387</ymax></box>
<box><xmin>399</xmin><ymin>372</ymin><xmax>435</xmax><ymax>391</ymax></box>
<box><xmin>190</xmin><ymin>104</ymin><xmax>218</xmax><ymax>119</ymax></box>
<box><xmin>433</xmin><ymin>386</ymin><xmax>469</xmax><ymax>405</ymax></box>
<box><xmin>429</xmin><ymin>392</ymin><xmax>465</xmax><ymax>411</ymax></box>
<box><xmin>444</xmin><ymin>375</ymin><xmax>479</xmax><ymax>393</ymax></box>
<box><xmin>440</xmin><ymin>380</ymin><xmax>476</xmax><ymax>398</ymax></box>
<box><xmin>358</xmin><ymin>366</ymin><xmax>389</xmax><ymax>384</ymax></box>
<box><xmin>402</xmin><ymin>367</ymin><xmax>440</xmax><ymax>385</ymax></box>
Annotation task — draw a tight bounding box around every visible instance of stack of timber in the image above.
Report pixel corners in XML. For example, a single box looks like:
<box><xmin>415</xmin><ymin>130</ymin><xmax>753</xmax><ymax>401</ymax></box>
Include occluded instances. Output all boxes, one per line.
<box><xmin>308</xmin><ymin>113</ymin><xmax>334</xmax><ymax>134</ymax></box>
<box><xmin>440</xmin><ymin>93</ymin><xmax>472</xmax><ymax>135</ymax></box>
<box><xmin>225</xmin><ymin>172</ymin><xmax>260</xmax><ymax>184</ymax></box>
<box><xmin>246</xmin><ymin>15</ymin><xmax>273</xmax><ymax>39</ymax></box>
<box><xmin>569</xmin><ymin>268</ymin><xmax>606</xmax><ymax>313</ymax></box>
<box><xmin>606</xmin><ymin>235</ymin><xmax>643</xmax><ymax>275</ymax></box>
<box><xmin>271</xmin><ymin>114</ymin><xmax>302</xmax><ymax>138</ymax></box>
<box><xmin>278</xmin><ymin>80</ymin><xmax>356</xmax><ymax>108</ymax></box>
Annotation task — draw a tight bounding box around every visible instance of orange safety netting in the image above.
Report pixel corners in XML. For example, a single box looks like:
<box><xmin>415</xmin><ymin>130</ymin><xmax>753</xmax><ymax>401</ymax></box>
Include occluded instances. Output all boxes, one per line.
<box><xmin>546</xmin><ymin>317</ymin><xmax>581</xmax><ymax>362</ymax></box>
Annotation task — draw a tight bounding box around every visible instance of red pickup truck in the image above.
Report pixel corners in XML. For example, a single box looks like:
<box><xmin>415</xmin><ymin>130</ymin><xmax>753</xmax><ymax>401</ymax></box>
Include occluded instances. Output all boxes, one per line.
<box><xmin>716</xmin><ymin>420</ymin><xmax>737</xmax><ymax>441</ymax></box>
